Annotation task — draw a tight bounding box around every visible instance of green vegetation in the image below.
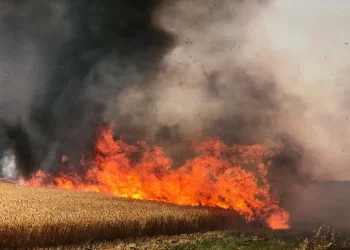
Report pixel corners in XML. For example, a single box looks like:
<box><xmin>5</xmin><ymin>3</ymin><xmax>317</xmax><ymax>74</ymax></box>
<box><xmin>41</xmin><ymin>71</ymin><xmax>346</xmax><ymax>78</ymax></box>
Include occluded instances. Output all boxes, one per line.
<box><xmin>35</xmin><ymin>231</ymin><xmax>298</xmax><ymax>250</ymax></box>
<box><xmin>38</xmin><ymin>226</ymin><xmax>350</xmax><ymax>250</ymax></box>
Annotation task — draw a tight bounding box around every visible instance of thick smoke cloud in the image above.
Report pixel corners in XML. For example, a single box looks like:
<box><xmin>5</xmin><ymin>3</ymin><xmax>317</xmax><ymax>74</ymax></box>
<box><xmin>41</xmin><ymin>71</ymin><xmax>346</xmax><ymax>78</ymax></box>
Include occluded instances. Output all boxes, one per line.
<box><xmin>0</xmin><ymin>0</ymin><xmax>174</xmax><ymax>176</ymax></box>
<box><xmin>0</xmin><ymin>0</ymin><xmax>307</xmax><ymax>195</ymax></box>
<box><xmin>107</xmin><ymin>0</ymin><xmax>307</xmax><ymax>179</ymax></box>
<box><xmin>0</xmin><ymin>0</ymin><xmax>289</xmax><ymax>177</ymax></box>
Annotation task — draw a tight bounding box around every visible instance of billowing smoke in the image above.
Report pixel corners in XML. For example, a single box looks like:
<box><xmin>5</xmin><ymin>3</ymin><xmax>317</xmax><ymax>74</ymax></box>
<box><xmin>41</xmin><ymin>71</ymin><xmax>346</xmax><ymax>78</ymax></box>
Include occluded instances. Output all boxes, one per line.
<box><xmin>0</xmin><ymin>0</ymin><xmax>174</xmax><ymax>176</ymax></box>
<box><xmin>0</xmin><ymin>0</ymin><xmax>349</xmax><ymax>230</ymax></box>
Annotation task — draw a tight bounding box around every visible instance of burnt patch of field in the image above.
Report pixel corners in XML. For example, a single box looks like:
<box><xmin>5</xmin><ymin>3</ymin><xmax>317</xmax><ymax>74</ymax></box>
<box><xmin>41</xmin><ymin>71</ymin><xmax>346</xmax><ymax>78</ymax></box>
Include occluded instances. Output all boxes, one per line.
<box><xmin>0</xmin><ymin>183</ymin><xmax>247</xmax><ymax>249</ymax></box>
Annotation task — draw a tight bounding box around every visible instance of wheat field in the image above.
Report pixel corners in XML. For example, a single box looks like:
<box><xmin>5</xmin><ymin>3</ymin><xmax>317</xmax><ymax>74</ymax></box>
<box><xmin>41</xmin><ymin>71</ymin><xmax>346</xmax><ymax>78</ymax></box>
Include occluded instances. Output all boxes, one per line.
<box><xmin>0</xmin><ymin>182</ymin><xmax>244</xmax><ymax>249</ymax></box>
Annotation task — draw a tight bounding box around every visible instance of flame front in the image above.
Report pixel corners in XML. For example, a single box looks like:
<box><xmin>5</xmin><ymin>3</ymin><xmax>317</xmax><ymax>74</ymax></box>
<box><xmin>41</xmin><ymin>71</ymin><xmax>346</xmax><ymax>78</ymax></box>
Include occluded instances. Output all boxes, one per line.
<box><xmin>20</xmin><ymin>126</ymin><xmax>290</xmax><ymax>230</ymax></box>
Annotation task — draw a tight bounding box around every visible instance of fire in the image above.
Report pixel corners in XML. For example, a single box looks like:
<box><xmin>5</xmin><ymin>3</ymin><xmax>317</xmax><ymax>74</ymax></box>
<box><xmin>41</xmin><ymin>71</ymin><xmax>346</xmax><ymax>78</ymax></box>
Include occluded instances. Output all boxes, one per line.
<box><xmin>20</xmin><ymin>126</ymin><xmax>290</xmax><ymax>230</ymax></box>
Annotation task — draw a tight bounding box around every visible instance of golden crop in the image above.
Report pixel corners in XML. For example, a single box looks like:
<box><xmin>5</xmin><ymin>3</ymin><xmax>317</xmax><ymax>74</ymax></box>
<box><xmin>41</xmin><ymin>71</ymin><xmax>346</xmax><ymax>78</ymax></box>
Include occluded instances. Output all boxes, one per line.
<box><xmin>0</xmin><ymin>183</ymin><xmax>243</xmax><ymax>249</ymax></box>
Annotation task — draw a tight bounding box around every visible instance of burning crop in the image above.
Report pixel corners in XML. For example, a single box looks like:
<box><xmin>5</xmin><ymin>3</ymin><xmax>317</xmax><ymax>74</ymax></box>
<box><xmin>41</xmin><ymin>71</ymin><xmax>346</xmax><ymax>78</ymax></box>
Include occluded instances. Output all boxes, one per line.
<box><xmin>20</xmin><ymin>125</ymin><xmax>290</xmax><ymax>230</ymax></box>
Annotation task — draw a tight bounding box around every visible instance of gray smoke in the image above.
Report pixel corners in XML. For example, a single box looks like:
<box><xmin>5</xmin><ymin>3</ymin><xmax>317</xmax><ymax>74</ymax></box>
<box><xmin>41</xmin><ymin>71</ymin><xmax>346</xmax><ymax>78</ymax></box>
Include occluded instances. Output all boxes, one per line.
<box><xmin>0</xmin><ymin>149</ymin><xmax>17</xmax><ymax>180</ymax></box>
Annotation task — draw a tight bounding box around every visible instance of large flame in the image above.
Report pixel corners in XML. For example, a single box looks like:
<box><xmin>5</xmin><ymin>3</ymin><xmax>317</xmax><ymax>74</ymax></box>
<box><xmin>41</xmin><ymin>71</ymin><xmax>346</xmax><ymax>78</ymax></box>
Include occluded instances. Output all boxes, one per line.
<box><xmin>20</xmin><ymin>126</ymin><xmax>290</xmax><ymax>230</ymax></box>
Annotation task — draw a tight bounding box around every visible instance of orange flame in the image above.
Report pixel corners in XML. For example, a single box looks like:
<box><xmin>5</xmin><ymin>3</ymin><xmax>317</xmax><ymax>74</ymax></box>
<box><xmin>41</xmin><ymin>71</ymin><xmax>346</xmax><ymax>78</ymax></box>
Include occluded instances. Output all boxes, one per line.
<box><xmin>20</xmin><ymin>126</ymin><xmax>290</xmax><ymax>230</ymax></box>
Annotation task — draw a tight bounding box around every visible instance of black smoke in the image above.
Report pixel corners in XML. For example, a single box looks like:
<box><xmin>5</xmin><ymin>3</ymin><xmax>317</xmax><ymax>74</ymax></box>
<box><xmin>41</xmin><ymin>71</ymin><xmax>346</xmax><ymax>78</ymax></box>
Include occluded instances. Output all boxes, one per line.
<box><xmin>0</xmin><ymin>0</ymin><xmax>174</xmax><ymax>177</ymax></box>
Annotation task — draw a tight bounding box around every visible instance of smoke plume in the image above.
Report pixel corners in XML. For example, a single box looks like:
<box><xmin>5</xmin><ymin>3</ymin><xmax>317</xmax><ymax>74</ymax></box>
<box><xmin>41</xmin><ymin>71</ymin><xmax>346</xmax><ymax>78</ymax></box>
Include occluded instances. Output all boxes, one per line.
<box><xmin>0</xmin><ymin>0</ymin><xmax>174</xmax><ymax>176</ymax></box>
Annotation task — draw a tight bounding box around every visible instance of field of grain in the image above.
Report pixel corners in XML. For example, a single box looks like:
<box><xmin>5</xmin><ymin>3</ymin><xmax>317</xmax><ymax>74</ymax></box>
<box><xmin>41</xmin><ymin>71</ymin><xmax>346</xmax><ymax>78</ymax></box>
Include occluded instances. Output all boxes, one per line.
<box><xmin>0</xmin><ymin>182</ymin><xmax>245</xmax><ymax>249</ymax></box>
